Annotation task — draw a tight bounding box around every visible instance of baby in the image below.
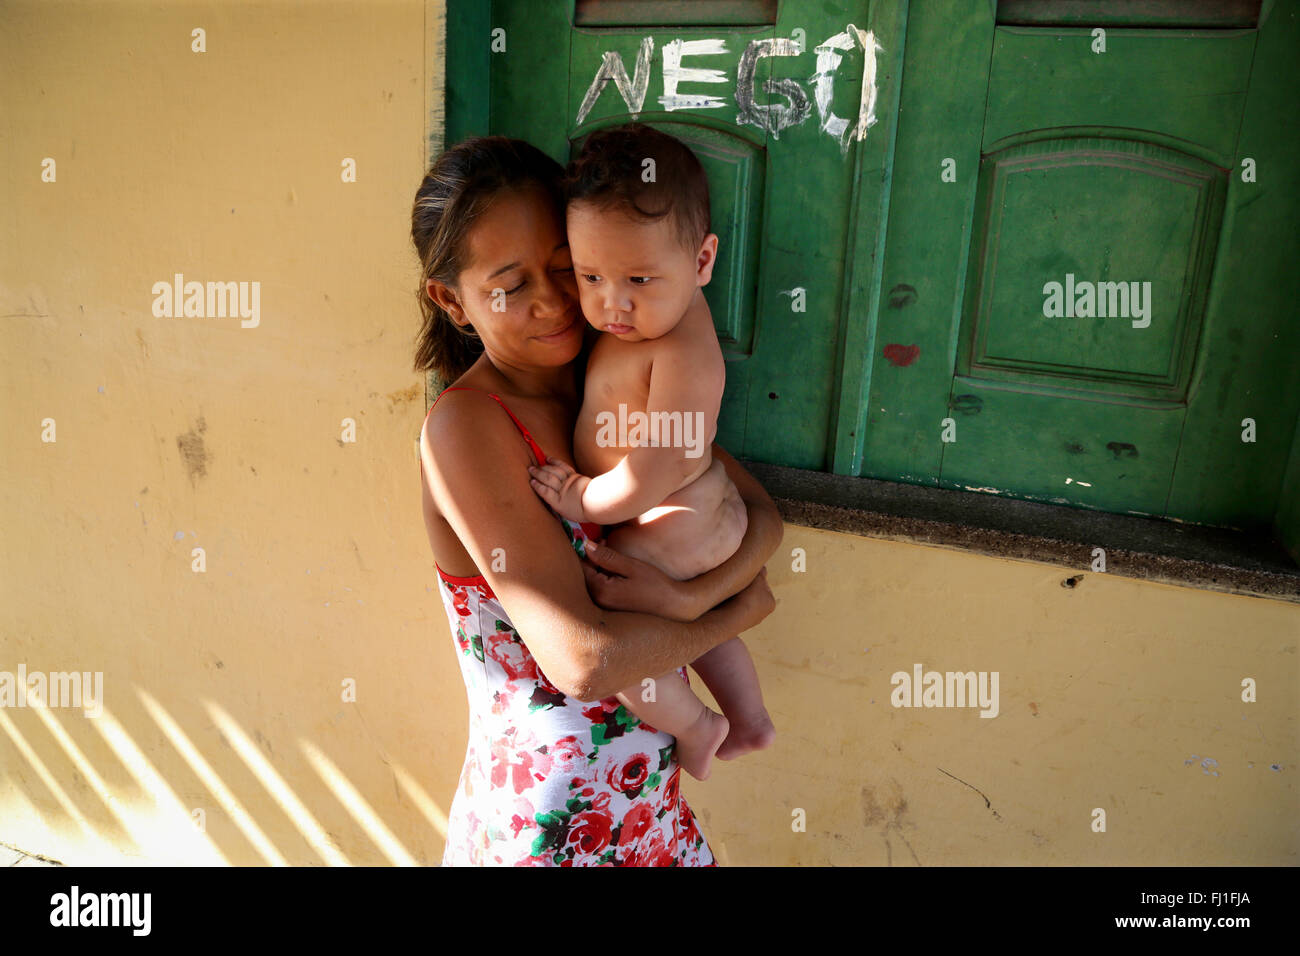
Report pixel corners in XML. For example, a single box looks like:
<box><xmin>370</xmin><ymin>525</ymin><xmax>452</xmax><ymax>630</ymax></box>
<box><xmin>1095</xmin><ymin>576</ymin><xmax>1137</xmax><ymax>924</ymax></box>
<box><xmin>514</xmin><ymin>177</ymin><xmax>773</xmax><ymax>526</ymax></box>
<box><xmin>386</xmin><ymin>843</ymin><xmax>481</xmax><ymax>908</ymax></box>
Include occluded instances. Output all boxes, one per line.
<box><xmin>528</xmin><ymin>124</ymin><xmax>775</xmax><ymax>780</ymax></box>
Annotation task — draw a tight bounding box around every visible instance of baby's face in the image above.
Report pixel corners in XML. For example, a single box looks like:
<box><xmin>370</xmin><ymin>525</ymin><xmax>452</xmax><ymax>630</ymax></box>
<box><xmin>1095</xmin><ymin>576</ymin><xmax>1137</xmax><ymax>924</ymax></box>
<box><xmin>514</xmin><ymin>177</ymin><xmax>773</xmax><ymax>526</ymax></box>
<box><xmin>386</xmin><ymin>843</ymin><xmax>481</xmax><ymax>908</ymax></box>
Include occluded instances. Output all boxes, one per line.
<box><xmin>566</xmin><ymin>201</ymin><xmax>713</xmax><ymax>343</ymax></box>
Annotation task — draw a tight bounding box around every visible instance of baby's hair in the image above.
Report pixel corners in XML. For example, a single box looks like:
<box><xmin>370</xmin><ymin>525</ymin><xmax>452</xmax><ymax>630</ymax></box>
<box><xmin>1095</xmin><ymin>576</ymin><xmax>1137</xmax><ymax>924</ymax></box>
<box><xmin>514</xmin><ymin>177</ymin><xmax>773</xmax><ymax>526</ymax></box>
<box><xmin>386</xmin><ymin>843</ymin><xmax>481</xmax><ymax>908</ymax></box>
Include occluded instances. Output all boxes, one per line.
<box><xmin>563</xmin><ymin>124</ymin><xmax>710</xmax><ymax>250</ymax></box>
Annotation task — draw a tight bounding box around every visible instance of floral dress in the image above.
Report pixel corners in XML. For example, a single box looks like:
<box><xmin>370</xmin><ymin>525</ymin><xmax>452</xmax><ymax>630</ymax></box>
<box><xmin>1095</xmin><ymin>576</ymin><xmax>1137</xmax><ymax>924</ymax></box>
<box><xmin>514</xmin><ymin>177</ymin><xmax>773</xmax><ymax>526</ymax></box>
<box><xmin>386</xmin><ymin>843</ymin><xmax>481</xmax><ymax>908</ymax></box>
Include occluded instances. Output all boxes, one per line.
<box><xmin>429</xmin><ymin>387</ymin><xmax>715</xmax><ymax>866</ymax></box>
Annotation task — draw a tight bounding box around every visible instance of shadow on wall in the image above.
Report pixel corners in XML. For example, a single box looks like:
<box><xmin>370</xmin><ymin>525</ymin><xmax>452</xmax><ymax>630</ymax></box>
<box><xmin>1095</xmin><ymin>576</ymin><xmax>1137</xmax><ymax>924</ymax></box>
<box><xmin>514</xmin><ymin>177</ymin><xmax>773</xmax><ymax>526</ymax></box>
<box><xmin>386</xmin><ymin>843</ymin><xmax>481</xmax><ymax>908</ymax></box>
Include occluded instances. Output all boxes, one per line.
<box><xmin>0</xmin><ymin>678</ymin><xmax>446</xmax><ymax>865</ymax></box>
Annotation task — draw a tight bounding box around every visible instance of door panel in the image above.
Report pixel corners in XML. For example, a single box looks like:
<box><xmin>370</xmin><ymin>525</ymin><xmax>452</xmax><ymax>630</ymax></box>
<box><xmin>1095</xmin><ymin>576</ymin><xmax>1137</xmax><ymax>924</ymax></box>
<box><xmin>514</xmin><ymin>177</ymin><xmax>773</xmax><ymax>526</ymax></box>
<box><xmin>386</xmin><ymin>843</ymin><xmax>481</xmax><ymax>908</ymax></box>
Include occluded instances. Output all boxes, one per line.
<box><xmin>849</xmin><ymin>1</ymin><xmax>991</xmax><ymax>485</ymax></box>
<box><xmin>943</xmin><ymin>134</ymin><xmax>1226</xmax><ymax>514</ymax></box>
<box><xmin>740</xmin><ymin>4</ymin><xmax>865</xmax><ymax>467</ymax></box>
<box><xmin>862</xmin><ymin>1</ymin><xmax>1299</xmax><ymax>528</ymax></box>
<box><xmin>489</xmin><ymin>1</ymin><xmax>574</xmax><ymax>160</ymax></box>
<box><xmin>1165</xmin><ymin>1</ymin><xmax>1300</xmax><ymax>529</ymax></box>
<box><xmin>983</xmin><ymin>27</ymin><xmax>1255</xmax><ymax>163</ymax></box>
<box><xmin>958</xmin><ymin>136</ymin><xmax>1222</xmax><ymax>402</ymax></box>
<box><xmin>946</xmin><ymin>26</ymin><xmax>1244</xmax><ymax>516</ymax></box>
<box><xmin>995</xmin><ymin>0</ymin><xmax>1261</xmax><ymax>30</ymax></box>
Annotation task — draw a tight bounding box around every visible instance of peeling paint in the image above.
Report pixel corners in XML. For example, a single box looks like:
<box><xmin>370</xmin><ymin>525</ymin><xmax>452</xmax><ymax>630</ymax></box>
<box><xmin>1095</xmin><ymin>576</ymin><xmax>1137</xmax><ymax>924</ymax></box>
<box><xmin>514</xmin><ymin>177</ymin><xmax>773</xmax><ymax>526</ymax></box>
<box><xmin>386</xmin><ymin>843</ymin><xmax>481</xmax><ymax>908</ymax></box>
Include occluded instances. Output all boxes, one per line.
<box><xmin>1184</xmin><ymin>755</ymin><xmax>1220</xmax><ymax>777</ymax></box>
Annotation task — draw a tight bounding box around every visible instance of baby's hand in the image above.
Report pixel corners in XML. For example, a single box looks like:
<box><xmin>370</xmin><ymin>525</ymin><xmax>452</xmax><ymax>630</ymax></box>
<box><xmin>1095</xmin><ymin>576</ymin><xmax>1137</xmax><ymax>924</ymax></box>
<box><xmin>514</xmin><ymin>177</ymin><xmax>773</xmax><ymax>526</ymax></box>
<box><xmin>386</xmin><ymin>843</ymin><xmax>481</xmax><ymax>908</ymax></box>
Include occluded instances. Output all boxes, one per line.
<box><xmin>528</xmin><ymin>460</ymin><xmax>592</xmax><ymax>522</ymax></box>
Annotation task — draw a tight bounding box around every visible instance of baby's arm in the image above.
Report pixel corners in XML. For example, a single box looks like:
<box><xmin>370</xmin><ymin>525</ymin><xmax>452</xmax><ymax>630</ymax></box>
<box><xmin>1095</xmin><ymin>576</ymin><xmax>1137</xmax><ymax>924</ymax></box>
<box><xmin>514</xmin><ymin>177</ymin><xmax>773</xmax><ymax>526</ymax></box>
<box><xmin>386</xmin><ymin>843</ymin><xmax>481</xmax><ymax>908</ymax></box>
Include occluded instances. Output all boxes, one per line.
<box><xmin>532</xmin><ymin>330</ymin><xmax>722</xmax><ymax>525</ymax></box>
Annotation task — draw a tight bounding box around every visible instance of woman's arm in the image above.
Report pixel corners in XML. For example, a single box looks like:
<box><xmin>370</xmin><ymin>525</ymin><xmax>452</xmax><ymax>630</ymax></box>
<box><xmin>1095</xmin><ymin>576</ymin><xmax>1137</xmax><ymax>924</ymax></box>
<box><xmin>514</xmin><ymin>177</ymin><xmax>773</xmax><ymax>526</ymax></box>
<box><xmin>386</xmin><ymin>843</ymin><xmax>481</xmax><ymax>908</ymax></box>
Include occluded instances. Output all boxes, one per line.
<box><xmin>579</xmin><ymin>442</ymin><xmax>784</xmax><ymax>622</ymax></box>
<box><xmin>422</xmin><ymin>393</ymin><xmax>775</xmax><ymax>702</ymax></box>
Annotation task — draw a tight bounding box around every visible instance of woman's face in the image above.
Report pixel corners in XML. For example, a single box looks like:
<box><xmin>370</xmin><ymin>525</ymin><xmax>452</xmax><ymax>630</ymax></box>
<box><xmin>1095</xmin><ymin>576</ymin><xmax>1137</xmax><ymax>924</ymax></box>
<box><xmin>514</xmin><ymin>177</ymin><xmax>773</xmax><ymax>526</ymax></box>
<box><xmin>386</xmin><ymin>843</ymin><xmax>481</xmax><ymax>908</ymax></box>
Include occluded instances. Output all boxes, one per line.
<box><xmin>430</xmin><ymin>185</ymin><xmax>583</xmax><ymax>370</ymax></box>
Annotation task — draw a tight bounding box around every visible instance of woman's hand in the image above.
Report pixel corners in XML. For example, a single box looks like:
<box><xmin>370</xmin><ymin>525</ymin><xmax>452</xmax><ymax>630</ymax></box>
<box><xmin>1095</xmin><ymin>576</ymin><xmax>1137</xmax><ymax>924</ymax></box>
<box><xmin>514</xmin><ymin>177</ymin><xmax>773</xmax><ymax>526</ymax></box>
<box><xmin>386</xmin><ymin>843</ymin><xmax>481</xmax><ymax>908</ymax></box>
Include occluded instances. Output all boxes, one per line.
<box><xmin>579</xmin><ymin>540</ymin><xmax>700</xmax><ymax>621</ymax></box>
<box><xmin>528</xmin><ymin>461</ymin><xmax>591</xmax><ymax>522</ymax></box>
<box><xmin>580</xmin><ymin>540</ymin><xmax>775</xmax><ymax>629</ymax></box>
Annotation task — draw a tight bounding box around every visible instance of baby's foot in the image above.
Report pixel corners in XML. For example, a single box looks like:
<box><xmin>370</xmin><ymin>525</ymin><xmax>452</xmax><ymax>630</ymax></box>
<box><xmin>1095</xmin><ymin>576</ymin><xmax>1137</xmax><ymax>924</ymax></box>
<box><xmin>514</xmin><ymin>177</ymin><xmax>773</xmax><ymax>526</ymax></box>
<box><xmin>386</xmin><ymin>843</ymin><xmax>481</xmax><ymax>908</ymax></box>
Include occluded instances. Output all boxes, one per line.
<box><xmin>715</xmin><ymin>707</ymin><xmax>776</xmax><ymax>761</ymax></box>
<box><xmin>674</xmin><ymin>708</ymin><xmax>729</xmax><ymax>781</ymax></box>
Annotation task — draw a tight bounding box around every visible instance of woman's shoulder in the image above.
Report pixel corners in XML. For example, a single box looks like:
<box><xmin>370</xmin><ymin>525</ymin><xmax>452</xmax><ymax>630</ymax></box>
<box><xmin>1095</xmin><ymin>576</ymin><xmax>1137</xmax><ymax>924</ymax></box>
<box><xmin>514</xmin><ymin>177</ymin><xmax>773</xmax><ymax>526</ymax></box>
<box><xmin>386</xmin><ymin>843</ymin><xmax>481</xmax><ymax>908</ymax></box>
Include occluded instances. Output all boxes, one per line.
<box><xmin>424</xmin><ymin>390</ymin><xmax>493</xmax><ymax>435</ymax></box>
<box><xmin>421</xmin><ymin>378</ymin><xmax>529</xmax><ymax>468</ymax></box>
<box><xmin>424</xmin><ymin>364</ymin><xmax>501</xmax><ymax>424</ymax></box>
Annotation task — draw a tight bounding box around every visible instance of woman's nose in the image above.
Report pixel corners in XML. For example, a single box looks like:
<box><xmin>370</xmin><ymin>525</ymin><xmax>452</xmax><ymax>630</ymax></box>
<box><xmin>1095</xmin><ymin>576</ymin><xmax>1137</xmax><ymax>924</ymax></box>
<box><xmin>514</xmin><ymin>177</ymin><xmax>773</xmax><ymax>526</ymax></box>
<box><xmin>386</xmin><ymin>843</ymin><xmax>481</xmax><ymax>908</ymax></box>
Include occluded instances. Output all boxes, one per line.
<box><xmin>534</xmin><ymin>271</ymin><xmax>574</xmax><ymax>316</ymax></box>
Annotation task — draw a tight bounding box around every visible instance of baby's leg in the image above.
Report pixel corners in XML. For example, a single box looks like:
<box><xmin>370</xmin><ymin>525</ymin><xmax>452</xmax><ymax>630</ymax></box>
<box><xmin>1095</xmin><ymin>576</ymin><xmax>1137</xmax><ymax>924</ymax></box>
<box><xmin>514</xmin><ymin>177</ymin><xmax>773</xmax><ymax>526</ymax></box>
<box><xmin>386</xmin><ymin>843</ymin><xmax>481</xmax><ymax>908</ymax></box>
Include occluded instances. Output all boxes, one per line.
<box><xmin>691</xmin><ymin>638</ymin><xmax>776</xmax><ymax>760</ymax></box>
<box><xmin>603</xmin><ymin>458</ymin><xmax>757</xmax><ymax>773</ymax></box>
<box><xmin>615</xmin><ymin>672</ymin><xmax>728</xmax><ymax>781</ymax></box>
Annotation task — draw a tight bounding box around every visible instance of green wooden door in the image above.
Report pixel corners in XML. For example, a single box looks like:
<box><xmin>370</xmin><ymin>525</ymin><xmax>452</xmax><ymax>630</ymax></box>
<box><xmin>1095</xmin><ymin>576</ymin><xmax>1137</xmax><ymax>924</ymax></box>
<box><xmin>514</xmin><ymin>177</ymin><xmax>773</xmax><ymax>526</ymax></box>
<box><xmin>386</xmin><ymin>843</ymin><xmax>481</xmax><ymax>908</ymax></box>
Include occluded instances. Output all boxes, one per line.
<box><xmin>447</xmin><ymin>0</ymin><xmax>1299</xmax><ymax>533</ymax></box>
<box><xmin>454</xmin><ymin>0</ymin><xmax>902</xmax><ymax>469</ymax></box>
<box><xmin>859</xmin><ymin>0</ymin><xmax>1300</xmax><ymax>529</ymax></box>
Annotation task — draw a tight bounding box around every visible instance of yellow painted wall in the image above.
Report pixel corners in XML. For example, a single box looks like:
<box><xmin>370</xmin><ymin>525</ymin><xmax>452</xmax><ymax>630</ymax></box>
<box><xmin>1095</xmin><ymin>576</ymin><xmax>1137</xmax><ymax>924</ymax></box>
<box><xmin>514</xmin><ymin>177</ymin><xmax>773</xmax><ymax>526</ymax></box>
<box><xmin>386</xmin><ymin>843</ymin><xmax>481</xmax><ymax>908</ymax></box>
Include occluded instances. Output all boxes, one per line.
<box><xmin>2</xmin><ymin>2</ymin><xmax>1295</xmax><ymax>866</ymax></box>
<box><xmin>699</xmin><ymin>529</ymin><xmax>1297</xmax><ymax>865</ymax></box>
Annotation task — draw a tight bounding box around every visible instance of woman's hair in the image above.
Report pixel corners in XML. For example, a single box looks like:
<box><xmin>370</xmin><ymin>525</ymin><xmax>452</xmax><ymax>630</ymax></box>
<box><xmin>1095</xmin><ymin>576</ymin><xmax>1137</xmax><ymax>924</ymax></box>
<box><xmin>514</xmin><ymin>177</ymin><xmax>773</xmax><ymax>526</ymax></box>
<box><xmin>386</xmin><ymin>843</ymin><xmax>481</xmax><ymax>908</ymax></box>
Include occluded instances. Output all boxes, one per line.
<box><xmin>410</xmin><ymin>137</ymin><xmax>565</xmax><ymax>381</ymax></box>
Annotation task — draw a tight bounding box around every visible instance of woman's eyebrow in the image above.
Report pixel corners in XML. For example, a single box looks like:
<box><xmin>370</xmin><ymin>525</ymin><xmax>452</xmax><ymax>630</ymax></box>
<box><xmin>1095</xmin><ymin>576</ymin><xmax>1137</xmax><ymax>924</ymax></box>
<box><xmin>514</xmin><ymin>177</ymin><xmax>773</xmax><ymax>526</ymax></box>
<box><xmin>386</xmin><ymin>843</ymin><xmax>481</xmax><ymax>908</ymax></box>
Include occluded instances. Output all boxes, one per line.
<box><xmin>485</xmin><ymin>244</ymin><xmax>567</xmax><ymax>280</ymax></box>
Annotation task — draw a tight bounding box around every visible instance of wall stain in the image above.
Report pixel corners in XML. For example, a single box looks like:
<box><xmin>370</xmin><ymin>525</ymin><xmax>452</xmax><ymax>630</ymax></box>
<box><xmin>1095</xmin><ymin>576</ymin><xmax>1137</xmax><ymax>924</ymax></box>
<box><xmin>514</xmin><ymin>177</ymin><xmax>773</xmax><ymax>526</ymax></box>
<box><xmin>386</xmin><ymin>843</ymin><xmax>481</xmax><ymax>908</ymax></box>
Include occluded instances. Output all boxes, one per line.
<box><xmin>386</xmin><ymin>383</ymin><xmax>421</xmax><ymax>410</ymax></box>
<box><xmin>862</xmin><ymin>779</ymin><xmax>920</xmax><ymax>865</ymax></box>
<box><xmin>176</xmin><ymin>416</ymin><xmax>210</xmax><ymax>482</ymax></box>
<box><xmin>253</xmin><ymin>728</ymin><xmax>274</xmax><ymax>758</ymax></box>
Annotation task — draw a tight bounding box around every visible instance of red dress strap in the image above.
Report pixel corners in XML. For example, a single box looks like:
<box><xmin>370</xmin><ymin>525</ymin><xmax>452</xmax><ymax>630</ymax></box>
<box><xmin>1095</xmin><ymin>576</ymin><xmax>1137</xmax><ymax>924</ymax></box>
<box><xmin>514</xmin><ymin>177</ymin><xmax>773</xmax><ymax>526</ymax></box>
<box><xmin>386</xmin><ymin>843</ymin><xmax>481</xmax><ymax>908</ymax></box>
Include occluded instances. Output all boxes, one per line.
<box><xmin>430</xmin><ymin>386</ymin><xmax>549</xmax><ymax>466</ymax></box>
<box><xmin>426</xmin><ymin>385</ymin><xmax>601</xmax><ymax>588</ymax></box>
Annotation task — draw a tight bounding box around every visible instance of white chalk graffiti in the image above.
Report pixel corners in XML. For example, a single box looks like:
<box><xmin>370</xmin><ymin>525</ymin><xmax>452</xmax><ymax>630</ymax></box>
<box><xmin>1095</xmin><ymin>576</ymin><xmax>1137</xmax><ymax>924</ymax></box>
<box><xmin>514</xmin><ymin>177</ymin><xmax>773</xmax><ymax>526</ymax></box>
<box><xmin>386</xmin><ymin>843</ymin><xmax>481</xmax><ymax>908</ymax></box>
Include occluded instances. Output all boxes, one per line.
<box><xmin>659</xmin><ymin>38</ymin><xmax>730</xmax><ymax>111</ymax></box>
<box><xmin>576</xmin><ymin>37</ymin><xmax>654</xmax><ymax>125</ymax></box>
<box><xmin>809</xmin><ymin>26</ymin><xmax>884</xmax><ymax>153</ymax></box>
<box><xmin>736</xmin><ymin>37</ymin><xmax>810</xmax><ymax>138</ymax></box>
<box><xmin>575</xmin><ymin>26</ymin><xmax>883</xmax><ymax>155</ymax></box>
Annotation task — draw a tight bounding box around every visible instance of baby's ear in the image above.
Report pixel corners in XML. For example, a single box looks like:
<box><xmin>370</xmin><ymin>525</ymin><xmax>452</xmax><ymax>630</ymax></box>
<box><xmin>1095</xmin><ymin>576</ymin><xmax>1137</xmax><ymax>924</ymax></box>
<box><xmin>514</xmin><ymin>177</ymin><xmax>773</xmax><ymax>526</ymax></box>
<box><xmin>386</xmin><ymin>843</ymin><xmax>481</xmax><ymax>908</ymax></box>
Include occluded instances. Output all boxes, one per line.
<box><xmin>695</xmin><ymin>233</ymin><xmax>719</xmax><ymax>286</ymax></box>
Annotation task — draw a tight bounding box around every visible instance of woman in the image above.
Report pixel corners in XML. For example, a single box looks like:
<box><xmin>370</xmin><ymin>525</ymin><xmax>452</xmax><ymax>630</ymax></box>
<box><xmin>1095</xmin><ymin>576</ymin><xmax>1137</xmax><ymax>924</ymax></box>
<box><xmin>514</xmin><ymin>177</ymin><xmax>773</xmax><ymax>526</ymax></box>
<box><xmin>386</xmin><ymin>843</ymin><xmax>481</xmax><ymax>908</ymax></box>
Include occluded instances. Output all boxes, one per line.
<box><xmin>411</xmin><ymin>137</ymin><xmax>781</xmax><ymax>866</ymax></box>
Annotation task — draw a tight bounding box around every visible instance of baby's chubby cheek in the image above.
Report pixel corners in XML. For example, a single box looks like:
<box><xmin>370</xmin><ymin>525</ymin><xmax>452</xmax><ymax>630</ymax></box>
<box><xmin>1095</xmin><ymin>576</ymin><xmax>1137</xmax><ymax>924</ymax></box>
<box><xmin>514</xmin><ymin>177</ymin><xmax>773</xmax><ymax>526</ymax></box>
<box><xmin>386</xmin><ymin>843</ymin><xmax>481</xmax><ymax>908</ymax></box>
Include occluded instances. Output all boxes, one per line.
<box><xmin>576</xmin><ymin>294</ymin><xmax>602</xmax><ymax>326</ymax></box>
